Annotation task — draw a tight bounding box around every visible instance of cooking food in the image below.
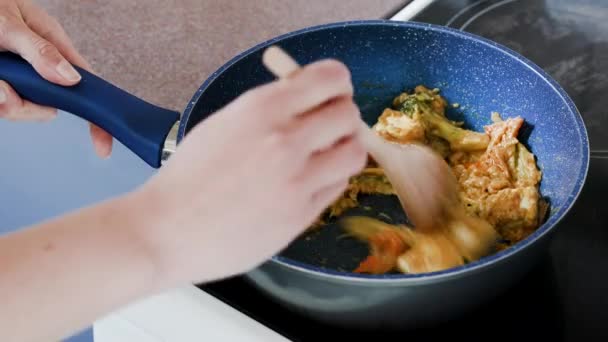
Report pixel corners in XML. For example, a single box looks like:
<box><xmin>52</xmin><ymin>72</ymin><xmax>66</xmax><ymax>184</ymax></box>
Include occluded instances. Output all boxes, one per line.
<box><xmin>311</xmin><ymin>85</ymin><xmax>548</xmax><ymax>275</ymax></box>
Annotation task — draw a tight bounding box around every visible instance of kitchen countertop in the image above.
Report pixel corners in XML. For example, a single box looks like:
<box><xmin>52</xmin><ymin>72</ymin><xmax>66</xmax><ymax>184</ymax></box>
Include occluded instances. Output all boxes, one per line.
<box><xmin>38</xmin><ymin>0</ymin><xmax>406</xmax><ymax>112</ymax></box>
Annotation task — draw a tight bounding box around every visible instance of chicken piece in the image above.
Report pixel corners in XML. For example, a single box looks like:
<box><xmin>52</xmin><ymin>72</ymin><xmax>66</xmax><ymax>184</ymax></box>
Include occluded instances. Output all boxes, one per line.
<box><xmin>453</xmin><ymin>158</ymin><xmax>512</xmax><ymax>216</ymax></box>
<box><xmin>481</xmin><ymin>186</ymin><xmax>540</xmax><ymax>235</ymax></box>
<box><xmin>396</xmin><ymin>231</ymin><xmax>464</xmax><ymax>274</ymax></box>
<box><xmin>486</xmin><ymin>115</ymin><xmax>537</xmax><ymax>181</ymax></box>
<box><xmin>373</xmin><ymin>108</ymin><xmax>426</xmax><ymax>144</ymax></box>
<box><xmin>397</xmin><ymin>211</ymin><xmax>497</xmax><ymax>273</ymax></box>
<box><xmin>449</xmin><ymin>114</ymin><xmax>543</xmax><ymax>248</ymax></box>
<box><xmin>485</xmin><ymin>114</ymin><xmax>523</xmax><ymax>150</ymax></box>
<box><xmin>452</xmin><ymin>117</ymin><xmax>529</xmax><ymax>202</ymax></box>
<box><xmin>448</xmin><ymin>150</ymin><xmax>484</xmax><ymax>166</ymax></box>
<box><xmin>445</xmin><ymin>208</ymin><xmax>498</xmax><ymax>261</ymax></box>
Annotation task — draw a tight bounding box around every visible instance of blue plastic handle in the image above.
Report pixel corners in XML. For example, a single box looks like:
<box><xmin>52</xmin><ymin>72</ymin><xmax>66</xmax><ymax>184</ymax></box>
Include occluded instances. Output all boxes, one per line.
<box><xmin>0</xmin><ymin>52</ymin><xmax>180</xmax><ymax>168</ymax></box>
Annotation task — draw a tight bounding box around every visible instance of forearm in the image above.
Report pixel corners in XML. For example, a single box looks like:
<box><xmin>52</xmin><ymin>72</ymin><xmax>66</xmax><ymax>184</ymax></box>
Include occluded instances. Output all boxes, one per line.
<box><xmin>0</xmin><ymin>191</ymin><xmax>160</xmax><ymax>342</ymax></box>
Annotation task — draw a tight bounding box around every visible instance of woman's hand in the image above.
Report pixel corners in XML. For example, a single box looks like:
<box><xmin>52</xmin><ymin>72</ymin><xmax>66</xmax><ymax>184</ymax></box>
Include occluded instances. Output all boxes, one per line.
<box><xmin>0</xmin><ymin>56</ymin><xmax>365</xmax><ymax>342</ymax></box>
<box><xmin>0</xmin><ymin>0</ymin><xmax>112</xmax><ymax>157</ymax></box>
<box><xmin>137</xmin><ymin>59</ymin><xmax>367</xmax><ymax>286</ymax></box>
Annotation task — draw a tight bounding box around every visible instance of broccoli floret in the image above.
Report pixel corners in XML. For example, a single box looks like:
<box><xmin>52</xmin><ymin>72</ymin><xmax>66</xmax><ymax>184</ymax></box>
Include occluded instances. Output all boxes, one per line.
<box><xmin>394</xmin><ymin>89</ymin><xmax>488</xmax><ymax>152</ymax></box>
<box><xmin>424</xmin><ymin>111</ymin><xmax>489</xmax><ymax>151</ymax></box>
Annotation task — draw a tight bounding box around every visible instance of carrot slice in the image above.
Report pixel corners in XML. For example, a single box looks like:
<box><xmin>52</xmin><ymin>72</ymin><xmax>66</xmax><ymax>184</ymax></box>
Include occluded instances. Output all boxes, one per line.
<box><xmin>353</xmin><ymin>229</ymin><xmax>408</xmax><ymax>274</ymax></box>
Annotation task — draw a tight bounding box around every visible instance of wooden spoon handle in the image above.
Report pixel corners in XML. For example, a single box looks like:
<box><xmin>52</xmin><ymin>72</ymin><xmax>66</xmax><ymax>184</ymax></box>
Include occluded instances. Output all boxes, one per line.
<box><xmin>261</xmin><ymin>45</ymin><xmax>301</xmax><ymax>78</ymax></box>
<box><xmin>356</xmin><ymin>121</ymin><xmax>390</xmax><ymax>162</ymax></box>
<box><xmin>262</xmin><ymin>46</ymin><xmax>382</xmax><ymax>157</ymax></box>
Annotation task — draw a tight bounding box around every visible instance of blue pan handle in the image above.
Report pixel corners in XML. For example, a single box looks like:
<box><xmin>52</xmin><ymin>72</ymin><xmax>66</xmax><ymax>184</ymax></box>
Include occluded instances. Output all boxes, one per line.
<box><xmin>0</xmin><ymin>51</ymin><xmax>180</xmax><ymax>168</ymax></box>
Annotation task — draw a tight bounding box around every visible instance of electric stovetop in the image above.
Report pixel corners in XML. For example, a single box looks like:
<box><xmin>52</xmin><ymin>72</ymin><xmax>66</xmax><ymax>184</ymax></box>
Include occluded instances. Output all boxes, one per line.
<box><xmin>198</xmin><ymin>1</ymin><xmax>608</xmax><ymax>340</ymax></box>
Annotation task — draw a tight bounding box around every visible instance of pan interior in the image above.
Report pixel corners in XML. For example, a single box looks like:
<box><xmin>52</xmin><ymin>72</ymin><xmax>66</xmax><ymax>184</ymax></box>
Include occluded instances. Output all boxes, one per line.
<box><xmin>180</xmin><ymin>21</ymin><xmax>588</xmax><ymax>278</ymax></box>
<box><xmin>281</xmin><ymin>194</ymin><xmax>409</xmax><ymax>273</ymax></box>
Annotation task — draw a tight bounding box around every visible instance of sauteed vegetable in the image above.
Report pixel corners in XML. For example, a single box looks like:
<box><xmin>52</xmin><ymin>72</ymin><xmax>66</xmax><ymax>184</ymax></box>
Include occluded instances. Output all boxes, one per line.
<box><xmin>311</xmin><ymin>85</ymin><xmax>548</xmax><ymax>274</ymax></box>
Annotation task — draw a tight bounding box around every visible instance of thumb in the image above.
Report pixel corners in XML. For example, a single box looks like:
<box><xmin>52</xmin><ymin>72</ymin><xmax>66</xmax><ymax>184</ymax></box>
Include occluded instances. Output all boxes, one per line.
<box><xmin>2</xmin><ymin>20</ymin><xmax>81</xmax><ymax>86</ymax></box>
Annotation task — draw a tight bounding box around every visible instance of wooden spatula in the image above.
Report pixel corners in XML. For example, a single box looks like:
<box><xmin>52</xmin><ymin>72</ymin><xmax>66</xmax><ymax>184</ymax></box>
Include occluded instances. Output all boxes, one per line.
<box><xmin>261</xmin><ymin>45</ymin><xmax>459</xmax><ymax>232</ymax></box>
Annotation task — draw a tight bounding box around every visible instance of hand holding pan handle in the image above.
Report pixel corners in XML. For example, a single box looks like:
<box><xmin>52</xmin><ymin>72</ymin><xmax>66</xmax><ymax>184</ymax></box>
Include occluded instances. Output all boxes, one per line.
<box><xmin>0</xmin><ymin>51</ymin><xmax>180</xmax><ymax>168</ymax></box>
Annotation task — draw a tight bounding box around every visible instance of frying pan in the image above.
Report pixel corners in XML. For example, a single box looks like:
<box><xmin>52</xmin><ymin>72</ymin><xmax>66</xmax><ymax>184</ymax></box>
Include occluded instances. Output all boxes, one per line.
<box><xmin>0</xmin><ymin>20</ymin><xmax>589</xmax><ymax>329</ymax></box>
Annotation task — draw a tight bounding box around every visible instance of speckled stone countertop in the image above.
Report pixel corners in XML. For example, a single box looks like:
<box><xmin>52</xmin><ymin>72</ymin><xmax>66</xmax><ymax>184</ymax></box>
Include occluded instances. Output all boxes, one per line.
<box><xmin>37</xmin><ymin>0</ymin><xmax>405</xmax><ymax>112</ymax></box>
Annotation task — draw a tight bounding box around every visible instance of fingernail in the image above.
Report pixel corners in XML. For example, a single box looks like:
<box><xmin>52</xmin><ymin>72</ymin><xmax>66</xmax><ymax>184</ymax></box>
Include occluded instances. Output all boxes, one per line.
<box><xmin>0</xmin><ymin>87</ymin><xmax>6</xmax><ymax>104</ymax></box>
<box><xmin>56</xmin><ymin>60</ymin><xmax>81</xmax><ymax>82</ymax></box>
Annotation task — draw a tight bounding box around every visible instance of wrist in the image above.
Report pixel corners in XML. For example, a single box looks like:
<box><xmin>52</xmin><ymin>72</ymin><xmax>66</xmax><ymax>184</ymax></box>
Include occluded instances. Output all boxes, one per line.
<box><xmin>121</xmin><ymin>183</ymin><xmax>184</xmax><ymax>290</ymax></box>
<box><xmin>111</xmin><ymin>187</ymin><xmax>171</xmax><ymax>293</ymax></box>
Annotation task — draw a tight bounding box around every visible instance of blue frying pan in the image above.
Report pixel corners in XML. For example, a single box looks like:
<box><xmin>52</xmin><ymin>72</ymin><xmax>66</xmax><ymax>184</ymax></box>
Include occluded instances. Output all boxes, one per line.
<box><xmin>0</xmin><ymin>20</ymin><xmax>589</xmax><ymax>328</ymax></box>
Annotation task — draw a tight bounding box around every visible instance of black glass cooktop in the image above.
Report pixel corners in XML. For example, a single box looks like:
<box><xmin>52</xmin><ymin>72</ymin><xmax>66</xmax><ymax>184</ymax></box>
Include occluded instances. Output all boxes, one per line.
<box><xmin>416</xmin><ymin>0</ymin><xmax>608</xmax><ymax>153</ymax></box>
<box><xmin>197</xmin><ymin>1</ymin><xmax>608</xmax><ymax>340</ymax></box>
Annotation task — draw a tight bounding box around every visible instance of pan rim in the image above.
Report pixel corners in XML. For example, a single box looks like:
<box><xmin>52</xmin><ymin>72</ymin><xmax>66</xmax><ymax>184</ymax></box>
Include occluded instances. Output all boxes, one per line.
<box><xmin>180</xmin><ymin>19</ymin><xmax>590</xmax><ymax>282</ymax></box>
